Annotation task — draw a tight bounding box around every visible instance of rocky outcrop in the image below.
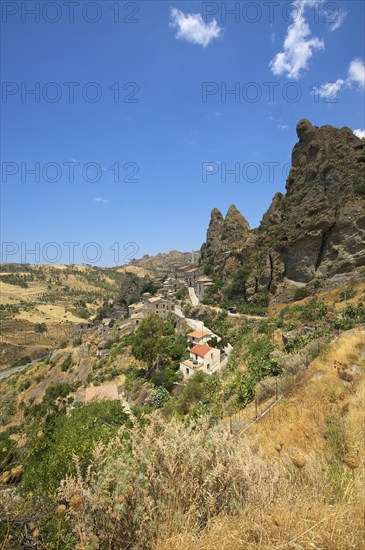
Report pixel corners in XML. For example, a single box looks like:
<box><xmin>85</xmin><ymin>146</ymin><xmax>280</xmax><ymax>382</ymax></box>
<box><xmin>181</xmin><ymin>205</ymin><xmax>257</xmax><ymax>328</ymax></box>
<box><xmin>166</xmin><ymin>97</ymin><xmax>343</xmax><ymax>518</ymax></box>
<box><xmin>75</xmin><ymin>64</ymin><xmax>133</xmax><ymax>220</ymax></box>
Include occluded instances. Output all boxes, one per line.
<box><xmin>222</xmin><ymin>204</ymin><xmax>250</xmax><ymax>251</ymax></box>
<box><xmin>200</xmin><ymin>208</ymin><xmax>224</xmax><ymax>261</ymax></box>
<box><xmin>200</xmin><ymin>120</ymin><xmax>365</xmax><ymax>301</ymax></box>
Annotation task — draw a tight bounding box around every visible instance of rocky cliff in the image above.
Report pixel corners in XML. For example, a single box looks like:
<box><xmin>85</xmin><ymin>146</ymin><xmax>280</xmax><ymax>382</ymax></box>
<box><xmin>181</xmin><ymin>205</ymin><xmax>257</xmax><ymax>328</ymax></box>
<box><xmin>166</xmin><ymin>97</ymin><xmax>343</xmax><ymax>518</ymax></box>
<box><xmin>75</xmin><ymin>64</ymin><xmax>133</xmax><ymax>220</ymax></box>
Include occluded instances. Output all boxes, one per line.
<box><xmin>200</xmin><ymin>120</ymin><xmax>365</xmax><ymax>301</ymax></box>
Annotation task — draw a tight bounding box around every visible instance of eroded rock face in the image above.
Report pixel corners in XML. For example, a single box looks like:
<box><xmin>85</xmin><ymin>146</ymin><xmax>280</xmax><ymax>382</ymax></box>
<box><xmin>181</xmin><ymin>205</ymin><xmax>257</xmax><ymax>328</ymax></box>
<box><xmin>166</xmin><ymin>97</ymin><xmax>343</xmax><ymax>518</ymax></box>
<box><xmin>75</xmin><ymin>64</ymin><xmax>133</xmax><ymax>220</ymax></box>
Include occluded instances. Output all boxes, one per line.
<box><xmin>222</xmin><ymin>204</ymin><xmax>250</xmax><ymax>251</ymax></box>
<box><xmin>200</xmin><ymin>207</ymin><xmax>224</xmax><ymax>261</ymax></box>
<box><xmin>276</xmin><ymin>120</ymin><xmax>365</xmax><ymax>282</ymax></box>
<box><xmin>200</xmin><ymin>120</ymin><xmax>365</xmax><ymax>298</ymax></box>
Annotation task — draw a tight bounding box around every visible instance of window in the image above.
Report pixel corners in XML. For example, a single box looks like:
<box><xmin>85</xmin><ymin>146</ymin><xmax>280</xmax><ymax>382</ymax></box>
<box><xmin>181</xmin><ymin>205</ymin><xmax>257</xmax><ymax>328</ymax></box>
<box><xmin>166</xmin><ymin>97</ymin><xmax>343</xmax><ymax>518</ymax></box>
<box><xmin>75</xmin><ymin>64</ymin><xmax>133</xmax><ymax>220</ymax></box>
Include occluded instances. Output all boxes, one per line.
<box><xmin>207</xmin><ymin>363</ymin><xmax>210</xmax><ymax>369</ymax></box>
<box><xmin>186</xmin><ymin>368</ymin><xmax>189</xmax><ymax>375</ymax></box>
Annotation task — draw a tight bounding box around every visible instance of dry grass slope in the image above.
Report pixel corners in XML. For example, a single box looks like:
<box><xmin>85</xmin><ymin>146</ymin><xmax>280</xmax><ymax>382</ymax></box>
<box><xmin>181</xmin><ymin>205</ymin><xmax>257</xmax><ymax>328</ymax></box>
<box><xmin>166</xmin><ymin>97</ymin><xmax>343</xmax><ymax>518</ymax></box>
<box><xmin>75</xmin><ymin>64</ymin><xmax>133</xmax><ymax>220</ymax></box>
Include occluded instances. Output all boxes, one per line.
<box><xmin>57</xmin><ymin>328</ymin><xmax>365</xmax><ymax>549</ymax></box>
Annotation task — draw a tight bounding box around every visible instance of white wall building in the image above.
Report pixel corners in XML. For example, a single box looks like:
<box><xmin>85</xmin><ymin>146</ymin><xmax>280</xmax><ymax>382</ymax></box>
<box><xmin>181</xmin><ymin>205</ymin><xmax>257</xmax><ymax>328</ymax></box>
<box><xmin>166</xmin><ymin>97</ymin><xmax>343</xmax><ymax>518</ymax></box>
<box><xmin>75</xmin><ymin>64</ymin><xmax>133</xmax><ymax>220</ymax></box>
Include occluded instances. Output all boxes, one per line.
<box><xmin>187</xmin><ymin>331</ymin><xmax>212</xmax><ymax>346</ymax></box>
<box><xmin>179</xmin><ymin>344</ymin><xmax>220</xmax><ymax>378</ymax></box>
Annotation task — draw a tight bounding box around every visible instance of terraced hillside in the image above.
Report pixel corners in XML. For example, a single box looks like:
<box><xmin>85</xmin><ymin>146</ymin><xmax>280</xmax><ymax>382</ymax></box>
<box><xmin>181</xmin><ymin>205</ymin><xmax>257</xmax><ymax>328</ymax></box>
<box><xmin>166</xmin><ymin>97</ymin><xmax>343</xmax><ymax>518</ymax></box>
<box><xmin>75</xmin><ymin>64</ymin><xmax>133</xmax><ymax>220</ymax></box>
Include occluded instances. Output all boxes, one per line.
<box><xmin>0</xmin><ymin>263</ymin><xmax>153</xmax><ymax>370</ymax></box>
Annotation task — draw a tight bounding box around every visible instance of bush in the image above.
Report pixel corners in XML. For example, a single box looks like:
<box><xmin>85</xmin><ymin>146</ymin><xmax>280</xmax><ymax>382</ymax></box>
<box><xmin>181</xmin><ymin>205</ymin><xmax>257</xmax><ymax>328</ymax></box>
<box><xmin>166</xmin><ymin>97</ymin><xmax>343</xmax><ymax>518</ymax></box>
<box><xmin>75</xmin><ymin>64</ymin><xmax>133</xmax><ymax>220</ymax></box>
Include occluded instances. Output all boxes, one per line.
<box><xmin>246</xmin><ymin>336</ymin><xmax>280</xmax><ymax>379</ymax></box>
<box><xmin>339</xmin><ymin>287</ymin><xmax>357</xmax><ymax>301</ymax></box>
<box><xmin>147</xmin><ymin>387</ymin><xmax>171</xmax><ymax>408</ymax></box>
<box><xmin>22</xmin><ymin>400</ymin><xmax>129</xmax><ymax>495</ymax></box>
<box><xmin>176</xmin><ymin>287</ymin><xmax>188</xmax><ymax>300</ymax></box>
<box><xmin>177</xmin><ymin>371</ymin><xmax>207</xmax><ymax>415</ymax></box>
<box><xmin>11</xmin><ymin>355</ymin><xmax>31</xmax><ymax>368</ymax></box>
<box><xmin>151</xmin><ymin>366</ymin><xmax>180</xmax><ymax>391</ymax></box>
<box><xmin>35</xmin><ymin>322</ymin><xmax>47</xmax><ymax>333</ymax></box>
<box><xmin>299</xmin><ymin>299</ymin><xmax>328</xmax><ymax>322</ymax></box>
<box><xmin>124</xmin><ymin>362</ymin><xmax>145</xmax><ymax>393</ymax></box>
<box><xmin>354</xmin><ymin>182</ymin><xmax>365</xmax><ymax>196</ymax></box>
<box><xmin>284</xmin><ymin>335</ymin><xmax>305</xmax><ymax>353</ymax></box>
<box><xmin>58</xmin><ymin>414</ymin><xmax>265</xmax><ymax>549</ymax></box>
<box><xmin>294</xmin><ymin>287</ymin><xmax>310</xmax><ymax>301</ymax></box>
<box><xmin>60</xmin><ymin>354</ymin><xmax>73</xmax><ymax>372</ymax></box>
<box><xmin>19</xmin><ymin>378</ymin><xmax>31</xmax><ymax>392</ymax></box>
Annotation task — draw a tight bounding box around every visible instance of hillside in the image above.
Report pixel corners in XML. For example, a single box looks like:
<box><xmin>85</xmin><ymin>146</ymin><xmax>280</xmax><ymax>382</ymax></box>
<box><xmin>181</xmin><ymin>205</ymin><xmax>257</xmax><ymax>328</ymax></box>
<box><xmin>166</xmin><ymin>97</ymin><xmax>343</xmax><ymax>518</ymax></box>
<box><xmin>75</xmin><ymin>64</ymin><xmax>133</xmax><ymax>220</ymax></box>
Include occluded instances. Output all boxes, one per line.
<box><xmin>130</xmin><ymin>250</ymin><xmax>200</xmax><ymax>274</ymax></box>
<box><xmin>1</xmin><ymin>275</ymin><xmax>364</xmax><ymax>548</ymax></box>
<box><xmin>156</xmin><ymin>326</ymin><xmax>365</xmax><ymax>549</ymax></box>
<box><xmin>0</xmin><ymin>264</ymin><xmax>153</xmax><ymax>370</ymax></box>
<box><xmin>0</xmin><ymin>120</ymin><xmax>364</xmax><ymax>549</ymax></box>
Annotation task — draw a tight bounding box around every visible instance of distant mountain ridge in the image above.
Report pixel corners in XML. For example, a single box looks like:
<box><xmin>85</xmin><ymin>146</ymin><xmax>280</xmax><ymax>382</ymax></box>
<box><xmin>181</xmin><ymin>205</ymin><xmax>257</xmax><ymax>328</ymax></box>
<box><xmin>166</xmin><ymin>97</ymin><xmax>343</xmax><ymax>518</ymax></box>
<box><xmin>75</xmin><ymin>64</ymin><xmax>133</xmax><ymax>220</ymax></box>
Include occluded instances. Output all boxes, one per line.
<box><xmin>129</xmin><ymin>250</ymin><xmax>200</xmax><ymax>272</ymax></box>
<box><xmin>200</xmin><ymin>119</ymin><xmax>365</xmax><ymax>301</ymax></box>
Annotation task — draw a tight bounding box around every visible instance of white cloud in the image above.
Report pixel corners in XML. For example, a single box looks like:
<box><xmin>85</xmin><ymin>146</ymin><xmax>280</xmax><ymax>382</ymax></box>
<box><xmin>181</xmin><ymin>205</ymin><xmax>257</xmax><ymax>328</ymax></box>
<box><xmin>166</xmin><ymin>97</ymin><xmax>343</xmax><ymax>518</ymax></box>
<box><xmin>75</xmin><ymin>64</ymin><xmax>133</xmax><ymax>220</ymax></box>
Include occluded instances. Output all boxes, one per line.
<box><xmin>348</xmin><ymin>58</ymin><xmax>365</xmax><ymax>89</ymax></box>
<box><xmin>270</xmin><ymin>0</ymin><xmax>324</xmax><ymax>79</ymax></box>
<box><xmin>354</xmin><ymin>129</ymin><xmax>365</xmax><ymax>139</ymax></box>
<box><xmin>316</xmin><ymin>78</ymin><xmax>346</xmax><ymax>99</ymax></box>
<box><xmin>278</xmin><ymin>123</ymin><xmax>289</xmax><ymax>130</ymax></box>
<box><xmin>94</xmin><ymin>197</ymin><xmax>109</xmax><ymax>204</ymax></box>
<box><xmin>316</xmin><ymin>58</ymin><xmax>365</xmax><ymax>99</ymax></box>
<box><xmin>329</xmin><ymin>7</ymin><xmax>347</xmax><ymax>31</ymax></box>
<box><xmin>169</xmin><ymin>7</ymin><xmax>221</xmax><ymax>47</ymax></box>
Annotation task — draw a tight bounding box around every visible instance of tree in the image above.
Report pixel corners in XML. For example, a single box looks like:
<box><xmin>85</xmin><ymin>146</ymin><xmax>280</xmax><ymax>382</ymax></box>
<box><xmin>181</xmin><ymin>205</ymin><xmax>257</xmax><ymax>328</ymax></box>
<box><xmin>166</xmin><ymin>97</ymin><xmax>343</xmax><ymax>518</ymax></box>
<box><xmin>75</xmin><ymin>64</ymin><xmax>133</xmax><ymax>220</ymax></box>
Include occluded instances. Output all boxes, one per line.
<box><xmin>141</xmin><ymin>280</ymin><xmax>159</xmax><ymax>296</ymax></box>
<box><xmin>132</xmin><ymin>315</ymin><xmax>187</xmax><ymax>369</ymax></box>
<box><xmin>117</xmin><ymin>272</ymin><xmax>143</xmax><ymax>306</ymax></box>
<box><xmin>226</xmin><ymin>264</ymin><xmax>252</xmax><ymax>301</ymax></box>
<box><xmin>151</xmin><ymin>367</ymin><xmax>181</xmax><ymax>391</ymax></box>
<box><xmin>132</xmin><ymin>314</ymin><xmax>171</xmax><ymax>367</ymax></box>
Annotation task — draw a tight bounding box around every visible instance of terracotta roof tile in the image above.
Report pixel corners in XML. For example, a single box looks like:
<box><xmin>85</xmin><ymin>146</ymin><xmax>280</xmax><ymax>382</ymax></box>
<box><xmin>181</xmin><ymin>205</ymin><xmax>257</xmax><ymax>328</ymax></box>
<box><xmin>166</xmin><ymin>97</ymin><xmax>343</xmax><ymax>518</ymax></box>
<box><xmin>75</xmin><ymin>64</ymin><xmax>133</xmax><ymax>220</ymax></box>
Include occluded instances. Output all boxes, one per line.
<box><xmin>187</xmin><ymin>331</ymin><xmax>211</xmax><ymax>338</ymax></box>
<box><xmin>190</xmin><ymin>344</ymin><xmax>213</xmax><ymax>357</ymax></box>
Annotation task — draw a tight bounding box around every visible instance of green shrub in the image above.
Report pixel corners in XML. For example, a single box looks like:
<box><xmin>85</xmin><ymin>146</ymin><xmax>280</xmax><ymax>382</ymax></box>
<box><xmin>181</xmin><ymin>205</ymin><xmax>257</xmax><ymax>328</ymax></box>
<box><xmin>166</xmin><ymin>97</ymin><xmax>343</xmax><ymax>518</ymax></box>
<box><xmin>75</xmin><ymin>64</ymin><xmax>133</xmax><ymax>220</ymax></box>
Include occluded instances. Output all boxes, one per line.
<box><xmin>284</xmin><ymin>335</ymin><xmax>305</xmax><ymax>353</ymax></box>
<box><xmin>151</xmin><ymin>366</ymin><xmax>181</xmax><ymax>391</ymax></box>
<box><xmin>299</xmin><ymin>299</ymin><xmax>328</xmax><ymax>322</ymax></box>
<box><xmin>147</xmin><ymin>387</ymin><xmax>171</xmax><ymax>408</ymax></box>
<box><xmin>339</xmin><ymin>287</ymin><xmax>357</xmax><ymax>301</ymax></box>
<box><xmin>22</xmin><ymin>400</ymin><xmax>129</xmax><ymax>495</ymax></box>
<box><xmin>19</xmin><ymin>378</ymin><xmax>31</xmax><ymax>392</ymax></box>
<box><xmin>354</xmin><ymin>182</ymin><xmax>365</xmax><ymax>196</ymax></box>
<box><xmin>234</xmin><ymin>373</ymin><xmax>256</xmax><ymax>405</ymax></box>
<box><xmin>294</xmin><ymin>287</ymin><xmax>310</xmax><ymax>301</ymax></box>
<box><xmin>60</xmin><ymin>354</ymin><xmax>73</xmax><ymax>372</ymax></box>
<box><xmin>35</xmin><ymin>322</ymin><xmax>47</xmax><ymax>333</ymax></box>
<box><xmin>246</xmin><ymin>336</ymin><xmax>280</xmax><ymax>379</ymax></box>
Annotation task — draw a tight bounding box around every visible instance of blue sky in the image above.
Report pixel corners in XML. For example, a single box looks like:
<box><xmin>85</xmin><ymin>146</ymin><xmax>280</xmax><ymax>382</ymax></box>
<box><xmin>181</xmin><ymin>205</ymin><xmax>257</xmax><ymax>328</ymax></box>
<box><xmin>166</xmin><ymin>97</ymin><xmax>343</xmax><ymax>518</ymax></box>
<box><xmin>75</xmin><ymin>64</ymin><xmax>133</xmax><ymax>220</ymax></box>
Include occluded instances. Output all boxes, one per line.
<box><xmin>1</xmin><ymin>0</ymin><xmax>364</xmax><ymax>266</ymax></box>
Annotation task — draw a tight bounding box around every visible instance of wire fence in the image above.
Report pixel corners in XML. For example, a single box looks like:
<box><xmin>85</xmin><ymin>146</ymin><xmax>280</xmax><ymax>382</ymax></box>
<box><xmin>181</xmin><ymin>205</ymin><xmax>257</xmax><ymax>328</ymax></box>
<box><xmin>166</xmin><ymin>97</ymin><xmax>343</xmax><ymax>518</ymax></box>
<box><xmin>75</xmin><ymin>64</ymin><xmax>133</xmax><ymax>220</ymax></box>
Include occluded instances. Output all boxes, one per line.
<box><xmin>219</xmin><ymin>339</ymin><xmax>326</xmax><ymax>437</ymax></box>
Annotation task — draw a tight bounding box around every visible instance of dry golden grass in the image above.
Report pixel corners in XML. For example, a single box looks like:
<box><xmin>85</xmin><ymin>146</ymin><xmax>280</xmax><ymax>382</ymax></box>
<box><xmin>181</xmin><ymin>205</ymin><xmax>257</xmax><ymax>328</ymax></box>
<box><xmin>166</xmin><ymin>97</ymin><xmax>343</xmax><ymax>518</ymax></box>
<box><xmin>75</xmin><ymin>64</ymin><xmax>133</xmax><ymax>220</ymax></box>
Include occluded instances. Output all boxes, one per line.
<box><xmin>13</xmin><ymin>304</ymin><xmax>84</xmax><ymax>324</ymax></box>
<box><xmin>56</xmin><ymin>324</ymin><xmax>364</xmax><ymax>550</ymax></box>
<box><xmin>252</xmin><ymin>328</ymin><xmax>364</xmax><ymax>456</ymax></box>
<box><xmin>156</xmin><ymin>493</ymin><xmax>364</xmax><ymax>550</ymax></box>
<box><xmin>269</xmin><ymin>281</ymin><xmax>365</xmax><ymax>315</ymax></box>
<box><xmin>0</xmin><ymin>281</ymin><xmax>46</xmax><ymax>304</ymax></box>
<box><xmin>154</xmin><ymin>328</ymin><xmax>365</xmax><ymax>550</ymax></box>
<box><xmin>115</xmin><ymin>265</ymin><xmax>151</xmax><ymax>277</ymax></box>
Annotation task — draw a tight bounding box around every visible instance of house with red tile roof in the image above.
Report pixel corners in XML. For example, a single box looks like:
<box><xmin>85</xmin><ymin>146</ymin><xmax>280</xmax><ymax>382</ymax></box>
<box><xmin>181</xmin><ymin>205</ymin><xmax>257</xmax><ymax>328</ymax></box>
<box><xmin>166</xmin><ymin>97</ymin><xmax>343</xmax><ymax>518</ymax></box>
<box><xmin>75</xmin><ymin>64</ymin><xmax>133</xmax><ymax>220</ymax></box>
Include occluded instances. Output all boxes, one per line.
<box><xmin>179</xmin><ymin>343</ymin><xmax>220</xmax><ymax>379</ymax></box>
<box><xmin>187</xmin><ymin>330</ymin><xmax>212</xmax><ymax>345</ymax></box>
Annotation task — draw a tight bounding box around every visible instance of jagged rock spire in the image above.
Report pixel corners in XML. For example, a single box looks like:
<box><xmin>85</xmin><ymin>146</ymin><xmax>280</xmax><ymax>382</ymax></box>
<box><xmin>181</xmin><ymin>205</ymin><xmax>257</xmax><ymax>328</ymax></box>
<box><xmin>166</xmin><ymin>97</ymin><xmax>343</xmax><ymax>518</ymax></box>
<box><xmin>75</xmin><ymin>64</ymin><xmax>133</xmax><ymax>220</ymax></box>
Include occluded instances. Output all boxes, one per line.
<box><xmin>200</xmin><ymin>208</ymin><xmax>224</xmax><ymax>261</ymax></box>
